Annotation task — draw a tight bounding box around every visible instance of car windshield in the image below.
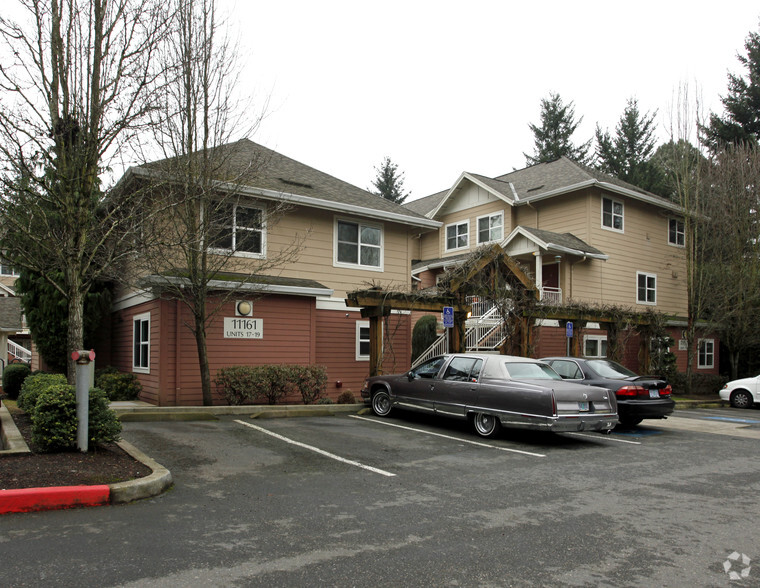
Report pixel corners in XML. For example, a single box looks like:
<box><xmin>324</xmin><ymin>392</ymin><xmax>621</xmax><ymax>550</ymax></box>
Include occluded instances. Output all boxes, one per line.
<box><xmin>504</xmin><ymin>362</ymin><xmax>562</xmax><ymax>380</ymax></box>
<box><xmin>586</xmin><ymin>359</ymin><xmax>637</xmax><ymax>378</ymax></box>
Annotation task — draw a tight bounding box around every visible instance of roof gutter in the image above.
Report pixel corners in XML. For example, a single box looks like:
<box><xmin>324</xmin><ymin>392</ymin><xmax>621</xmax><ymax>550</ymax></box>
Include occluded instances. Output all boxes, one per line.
<box><xmin>140</xmin><ymin>275</ymin><xmax>334</xmax><ymax>298</ymax></box>
<box><xmin>545</xmin><ymin>242</ymin><xmax>609</xmax><ymax>260</ymax></box>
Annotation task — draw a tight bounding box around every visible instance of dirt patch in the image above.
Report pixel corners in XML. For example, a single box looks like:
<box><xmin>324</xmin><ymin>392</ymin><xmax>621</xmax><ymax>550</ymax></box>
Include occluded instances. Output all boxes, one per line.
<box><xmin>0</xmin><ymin>408</ymin><xmax>152</xmax><ymax>490</ymax></box>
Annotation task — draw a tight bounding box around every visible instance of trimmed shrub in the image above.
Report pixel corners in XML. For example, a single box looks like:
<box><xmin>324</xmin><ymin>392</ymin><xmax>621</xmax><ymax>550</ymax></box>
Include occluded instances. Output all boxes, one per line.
<box><xmin>2</xmin><ymin>363</ymin><xmax>31</xmax><ymax>400</ymax></box>
<box><xmin>336</xmin><ymin>390</ymin><xmax>356</xmax><ymax>404</ymax></box>
<box><xmin>215</xmin><ymin>364</ymin><xmax>329</xmax><ymax>405</ymax></box>
<box><xmin>316</xmin><ymin>397</ymin><xmax>334</xmax><ymax>404</ymax></box>
<box><xmin>670</xmin><ymin>372</ymin><xmax>728</xmax><ymax>396</ymax></box>
<box><xmin>18</xmin><ymin>372</ymin><xmax>67</xmax><ymax>413</ymax></box>
<box><xmin>293</xmin><ymin>364</ymin><xmax>328</xmax><ymax>404</ymax></box>
<box><xmin>412</xmin><ymin>315</ymin><xmax>439</xmax><ymax>362</ymax></box>
<box><xmin>31</xmin><ymin>384</ymin><xmax>121</xmax><ymax>452</ymax></box>
<box><xmin>96</xmin><ymin>371</ymin><xmax>142</xmax><ymax>401</ymax></box>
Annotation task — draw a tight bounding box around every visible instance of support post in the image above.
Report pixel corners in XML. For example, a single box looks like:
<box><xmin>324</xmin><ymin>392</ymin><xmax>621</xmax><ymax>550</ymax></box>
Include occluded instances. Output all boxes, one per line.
<box><xmin>72</xmin><ymin>349</ymin><xmax>95</xmax><ymax>453</ymax></box>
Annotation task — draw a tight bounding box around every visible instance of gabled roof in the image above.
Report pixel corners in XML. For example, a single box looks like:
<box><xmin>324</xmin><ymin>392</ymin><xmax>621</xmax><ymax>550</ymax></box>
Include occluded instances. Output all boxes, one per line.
<box><xmin>125</xmin><ymin>139</ymin><xmax>440</xmax><ymax>230</ymax></box>
<box><xmin>405</xmin><ymin>156</ymin><xmax>682</xmax><ymax>218</ymax></box>
<box><xmin>505</xmin><ymin>226</ymin><xmax>608</xmax><ymax>260</ymax></box>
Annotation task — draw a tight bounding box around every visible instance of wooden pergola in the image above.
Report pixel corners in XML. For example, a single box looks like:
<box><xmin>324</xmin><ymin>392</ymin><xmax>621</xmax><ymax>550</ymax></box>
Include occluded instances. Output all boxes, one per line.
<box><xmin>346</xmin><ymin>244</ymin><xmax>658</xmax><ymax>376</ymax></box>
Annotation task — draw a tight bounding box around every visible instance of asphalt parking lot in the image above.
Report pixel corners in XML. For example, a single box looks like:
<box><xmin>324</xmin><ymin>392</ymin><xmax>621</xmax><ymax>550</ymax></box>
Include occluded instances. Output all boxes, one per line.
<box><xmin>3</xmin><ymin>407</ymin><xmax>760</xmax><ymax>587</ymax></box>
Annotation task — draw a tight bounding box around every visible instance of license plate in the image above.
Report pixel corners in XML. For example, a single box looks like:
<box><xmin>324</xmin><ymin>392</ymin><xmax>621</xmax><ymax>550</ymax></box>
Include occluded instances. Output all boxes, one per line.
<box><xmin>649</xmin><ymin>390</ymin><xmax>660</xmax><ymax>398</ymax></box>
<box><xmin>578</xmin><ymin>401</ymin><xmax>589</xmax><ymax>411</ymax></box>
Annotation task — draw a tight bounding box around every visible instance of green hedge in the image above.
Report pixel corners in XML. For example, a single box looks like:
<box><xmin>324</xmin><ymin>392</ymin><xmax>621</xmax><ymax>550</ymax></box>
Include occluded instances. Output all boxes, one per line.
<box><xmin>30</xmin><ymin>384</ymin><xmax>121</xmax><ymax>452</ymax></box>
<box><xmin>2</xmin><ymin>363</ymin><xmax>31</xmax><ymax>400</ymax></box>
<box><xmin>17</xmin><ymin>372</ymin><xmax>67</xmax><ymax>413</ymax></box>
<box><xmin>95</xmin><ymin>371</ymin><xmax>142</xmax><ymax>401</ymax></box>
<box><xmin>215</xmin><ymin>364</ymin><xmax>328</xmax><ymax>405</ymax></box>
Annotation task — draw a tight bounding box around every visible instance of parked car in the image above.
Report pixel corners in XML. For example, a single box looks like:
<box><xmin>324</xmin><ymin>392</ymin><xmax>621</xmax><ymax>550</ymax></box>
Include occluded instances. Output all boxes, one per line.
<box><xmin>361</xmin><ymin>354</ymin><xmax>618</xmax><ymax>438</ymax></box>
<box><xmin>540</xmin><ymin>357</ymin><xmax>674</xmax><ymax>427</ymax></box>
<box><xmin>719</xmin><ymin>375</ymin><xmax>759</xmax><ymax>408</ymax></box>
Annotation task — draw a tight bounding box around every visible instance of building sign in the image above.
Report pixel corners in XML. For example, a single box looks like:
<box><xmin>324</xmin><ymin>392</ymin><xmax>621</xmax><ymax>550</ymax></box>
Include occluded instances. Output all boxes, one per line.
<box><xmin>224</xmin><ymin>317</ymin><xmax>263</xmax><ymax>339</ymax></box>
<box><xmin>566</xmin><ymin>321</ymin><xmax>573</xmax><ymax>338</ymax></box>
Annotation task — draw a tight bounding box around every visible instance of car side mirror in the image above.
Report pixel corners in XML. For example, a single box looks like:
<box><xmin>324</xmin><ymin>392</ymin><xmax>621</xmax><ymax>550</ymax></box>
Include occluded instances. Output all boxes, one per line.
<box><xmin>407</xmin><ymin>371</ymin><xmax>415</xmax><ymax>381</ymax></box>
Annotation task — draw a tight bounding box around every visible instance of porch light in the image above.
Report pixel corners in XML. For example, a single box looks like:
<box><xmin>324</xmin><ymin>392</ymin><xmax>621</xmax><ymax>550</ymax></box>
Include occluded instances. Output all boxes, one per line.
<box><xmin>236</xmin><ymin>300</ymin><xmax>253</xmax><ymax>316</ymax></box>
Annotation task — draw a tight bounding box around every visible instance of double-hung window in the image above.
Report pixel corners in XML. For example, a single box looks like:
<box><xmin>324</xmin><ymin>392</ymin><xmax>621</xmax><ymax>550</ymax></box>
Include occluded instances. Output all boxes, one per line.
<box><xmin>210</xmin><ymin>203</ymin><xmax>265</xmax><ymax>257</ymax></box>
<box><xmin>636</xmin><ymin>272</ymin><xmax>657</xmax><ymax>305</ymax></box>
<box><xmin>356</xmin><ymin>321</ymin><xmax>370</xmax><ymax>360</ymax></box>
<box><xmin>133</xmin><ymin>313</ymin><xmax>150</xmax><ymax>373</ymax></box>
<box><xmin>698</xmin><ymin>339</ymin><xmax>715</xmax><ymax>369</ymax></box>
<box><xmin>445</xmin><ymin>221</ymin><xmax>469</xmax><ymax>251</ymax></box>
<box><xmin>477</xmin><ymin>212</ymin><xmax>503</xmax><ymax>244</ymax></box>
<box><xmin>602</xmin><ymin>197</ymin><xmax>624</xmax><ymax>232</ymax></box>
<box><xmin>336</xmin><ymin>219</ymin><xmax>382</xmax><ymax>269</ymax></box>
<box><xmin>668</xmin><ymin>218</ymin><xmax>685</xmax><ymax>247</ymax></box>
<box><xmin>0</xmin><ymin>261</ymin><xmax>18</xmax><ymax>276</ymax></box>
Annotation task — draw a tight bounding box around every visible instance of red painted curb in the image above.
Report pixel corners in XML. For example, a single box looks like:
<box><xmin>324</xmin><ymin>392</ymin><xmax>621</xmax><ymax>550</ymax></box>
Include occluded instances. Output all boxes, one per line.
<box><xmin>0</xmin><ymin>485</ymin><xmax>110</xmax><ymax>514</ymax></box>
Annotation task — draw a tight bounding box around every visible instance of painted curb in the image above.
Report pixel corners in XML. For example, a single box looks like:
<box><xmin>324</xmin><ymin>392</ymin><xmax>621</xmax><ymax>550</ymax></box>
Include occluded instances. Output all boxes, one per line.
<box><xmin>110</xmin><ymin>439</ymin><xmax>173</xmax><ymax>504</ymax></box>
<box><xmin>0</xmin><ymin>485</ymin><xmax>110</xmax><ymax>514</ymax></box>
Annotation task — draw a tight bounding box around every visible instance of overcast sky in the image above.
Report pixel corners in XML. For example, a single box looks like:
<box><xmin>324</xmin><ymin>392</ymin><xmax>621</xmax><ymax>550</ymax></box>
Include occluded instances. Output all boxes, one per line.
<box><xmin>221</xmin><ymin>0</ymin><xmax>760</xmax><ymax>201</ymax></box>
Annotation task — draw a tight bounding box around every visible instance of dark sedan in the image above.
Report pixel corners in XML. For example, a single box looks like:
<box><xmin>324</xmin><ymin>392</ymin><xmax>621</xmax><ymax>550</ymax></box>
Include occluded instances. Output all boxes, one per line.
<box><xmin>361</xmin><ymin>354</ymin><xmax>618</xmax><ymax>438</ymax></box>
<box><xmin>540</xmin><ymin>357</ymin><xmax>674</xmax><ymax>427</ymax></box>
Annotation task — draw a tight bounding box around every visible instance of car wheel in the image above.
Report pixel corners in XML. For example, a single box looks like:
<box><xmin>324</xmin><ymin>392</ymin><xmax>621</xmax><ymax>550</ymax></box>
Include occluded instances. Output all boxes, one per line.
<box><xmin>472</xmin><ymin>412</ymin><xmax>501</xmax><ymax>438</ymax></box>
<box><xmin>371</xmin><ymin>390</ymin><xmax>393</xmax><ymax>417</ymax></box>
<box><xmin>618</xmin><ymin>417</ymin><xmax>643</xmax><ymax>428</ymax></box>
<box><xmin>731</xmin><ymin>390</ymin><xmax>753</xmax><ymax>409</ymax></box>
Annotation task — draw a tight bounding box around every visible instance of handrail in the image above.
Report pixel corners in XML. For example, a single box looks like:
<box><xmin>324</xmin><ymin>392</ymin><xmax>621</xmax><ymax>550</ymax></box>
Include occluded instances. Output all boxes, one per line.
<box><xmin>8</xmin><ymin>340</ymin><xmax>31</xmax><ymax>362</ymax></box>
<box><xmin>411</xmin><ymin>333</ymin><xmax>448</xmax><ymax>368</ymax></box>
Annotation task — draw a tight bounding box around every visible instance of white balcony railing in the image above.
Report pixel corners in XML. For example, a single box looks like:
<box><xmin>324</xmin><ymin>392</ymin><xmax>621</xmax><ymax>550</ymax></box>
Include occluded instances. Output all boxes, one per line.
<box><xmin>539</xmin><ymin>287</ymin><xmax>562</xmax><ymax>305</ymax></box>
<box><xmin>8</xmin><ymin>340</ymin><xmax>31</xmax><ymax>363</ymax></box>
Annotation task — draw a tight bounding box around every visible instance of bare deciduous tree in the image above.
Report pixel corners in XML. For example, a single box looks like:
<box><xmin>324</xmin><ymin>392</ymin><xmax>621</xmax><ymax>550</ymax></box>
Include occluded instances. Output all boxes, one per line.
<box><xmin>0</xmin><ymin>0</ymin><xmax>171</xmax><ymax>381</ymax></box>
<box><xmin>130</xmin><ymin>0</ymin><xmax>304</xmax><ymax>405</ymax></box>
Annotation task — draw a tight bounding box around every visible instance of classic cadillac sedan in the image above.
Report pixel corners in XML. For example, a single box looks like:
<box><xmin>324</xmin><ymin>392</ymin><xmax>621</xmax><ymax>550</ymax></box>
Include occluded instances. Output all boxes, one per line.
<box><xmin>361</xmin><ymin>354</ymin><xmax>618</xmax><ymax>438</ymax></box>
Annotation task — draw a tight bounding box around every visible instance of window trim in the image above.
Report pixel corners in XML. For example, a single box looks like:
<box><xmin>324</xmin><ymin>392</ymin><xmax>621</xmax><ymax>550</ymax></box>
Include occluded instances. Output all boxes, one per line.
<box><xmin>356</xmin><ymin>320</ymin><xmax>370</xmax><ymax>361</ymax></box>
<box><xmin>476</xmin><ymin>212</ymin><xmax>504</xmax><ymax>245</ymax></box>
<box><xmin>208</xmin><ymin>202</ymin><xmax>267</xmax><ymax>259</ymax></box>
<box><xmin>601</xmin><ymin>196</ymin><xmax>624</xmax><ymax>233</ymax></box>
<box><xmin>583</xmin><ymin>335</ymin><xmax>608</xmax><ymax>359</ymax></box>
<box><xmin>668</xmin><ymin>218</ymin><xmax>685</xmax><ymax>247</ymax></box>
<box><xmin>334</xmin><ymin>217</ymin><xmax>384</xmax><ymax>272</ymax></box>
<box><xmin>132</xmin><ymin>312</ymin><xmax>151</xmax><ymax>374</ymax></box>
<box><xmin>698</xmin><ymin>338</ymin><xmax>715</xmax><ymax>369</ymax></box>
<box><xmin>636</xmin><ymin>271</ymin><xmax>657</xmax><ymax>305</ymax></box>
<box><xmin>445</xmin><ymin>220</ymin><xmax>470</xmax><ymax>252</ymax></box>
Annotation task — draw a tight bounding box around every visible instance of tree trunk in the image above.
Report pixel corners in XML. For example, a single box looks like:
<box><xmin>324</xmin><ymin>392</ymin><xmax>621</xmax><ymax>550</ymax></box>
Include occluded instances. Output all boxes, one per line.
<box><xmin>194</xmin><ymin>313</ymin><xmax>213</xmax><ymax>406</ymax></box>
<box><xmin>66</xmin><ymin>285</ymin><xmax>85</xmax><ymax>385</ymax></box>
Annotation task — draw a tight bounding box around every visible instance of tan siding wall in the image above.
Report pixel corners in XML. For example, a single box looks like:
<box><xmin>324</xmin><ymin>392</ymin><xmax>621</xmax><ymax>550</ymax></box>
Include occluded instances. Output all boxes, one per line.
<box><xmin>418</xmin><ymin>231</ymin><xmax>440</xmax><ymax>261</ymax></box>
<box><xmin>436</xmin><ymin>197</ymin><xmax>511</xmax><ymax>257</ymax></box>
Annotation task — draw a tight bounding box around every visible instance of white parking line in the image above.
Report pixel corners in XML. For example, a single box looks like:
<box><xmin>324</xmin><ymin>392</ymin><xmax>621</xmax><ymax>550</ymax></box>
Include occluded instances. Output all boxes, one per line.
<box><xmin>234</xmin><ymin>420</ymin><xmax>396</xmax><ymax>477</ymax></box>
<box><xmin>349</xmin><ymin>415</ymin><xmax>546</xmax><ymax>457</ymax></box>
<box><xmin>565</xmin><ymin>432</ymin><xmax>642</xmax><ymax>445</ymax></box>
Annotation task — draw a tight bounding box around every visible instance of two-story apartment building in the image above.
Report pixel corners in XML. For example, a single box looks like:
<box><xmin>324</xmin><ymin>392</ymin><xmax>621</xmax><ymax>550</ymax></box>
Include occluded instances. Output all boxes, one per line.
<box><xmin>405</xmin><ymin>157</ymin><xmax>718</xmax><ymax>375</ymax></box>
<box><xmin>99</xmin><ymin>139</ymin><xmax>440</xmax><ymax>405</ymax></box>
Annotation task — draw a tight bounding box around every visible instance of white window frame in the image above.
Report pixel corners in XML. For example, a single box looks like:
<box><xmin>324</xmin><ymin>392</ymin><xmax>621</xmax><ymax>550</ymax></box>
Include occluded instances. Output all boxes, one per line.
<box><xmin>0</xmin><ymin>262</ymin><xmax>18</xmax><ymax>277</ymax></box>
<box><xmin>636</xmin><ymin>271</ymin><xmax>657</xmax><ymax>305</ymax></box>
<box><xmin>476</xmin><ymin>212</ymin><xmax>504</xmax><ymax>245</ymax></box>
<box><xmin>668</xmin><ymin>218</ymin><xmax>685</xmax><ymax>247</ymax></box>
<box><xmin>208</xmin><ymin>202</ymin><xmax>267</xmax><ymax>259</ymax></box>
<box><xmin>334</xmin><ymin>218</ymin><xmax>384</xmax><ymax>271</ymax></box>
<box><xmin>601</xmin><ymin>196</ymin><xmax>624</xmax><ymax>233</ymax></box>
<box><xmin>583</xmin><ymin>335</ymin><xmax>608</xmax><ymax>358</ymax></box>
<box><xmin>356</xmin><ymin>320</ymin><xmax>370</xmax><ymax>361</ymax></box>
<box><xmin>698</xmin><ymin>338</ymin><xmax>715</xmax><ymax>369</ymax></box>
<box><xmin>445</xmin><ymin>220</ymin><xmax>470</xmax><ymax>252</ymax></box>
<box><xmin>132</xmin><ymin>312</ymin><xmax>151</xmax><ymax>374</ymax></box>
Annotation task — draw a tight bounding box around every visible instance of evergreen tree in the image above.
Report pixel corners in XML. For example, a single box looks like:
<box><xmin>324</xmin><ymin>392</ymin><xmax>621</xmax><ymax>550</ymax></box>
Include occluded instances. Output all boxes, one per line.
<box><xmin>703</xmin><ymin>26</ymin><xmax>760</xmax><ymax>151</ymax></box>
<box><xmin>524</xmin><ymin>92</ymin><xmax>592</xmax><ymax>165</ymax></box>
<box><xmin>371</xmin><ymin>156</ymin><xmax>410</xmax><ymax>204</ymax></box>
<box><xmin>651</xmin><ymin>139</ymin><xmax>706</xmax><ymax>202</ymax></box>
<box><xmin>595</xmin><ymin>98</ymin><xmax>664</xmax><ymax>194</ymax></box>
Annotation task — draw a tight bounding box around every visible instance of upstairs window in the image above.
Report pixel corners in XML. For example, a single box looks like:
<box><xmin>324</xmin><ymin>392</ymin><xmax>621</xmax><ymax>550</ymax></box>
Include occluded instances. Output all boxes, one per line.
<box><xmin>0</xmin><ymin>262</ymin><xmax>18</xmax><ymax>277</ymax></box>
<box><xmin>602</xmin><ymin>197</ymin><xmax>624</xmax><ymax>232</ymax></box>
<box><xmin>210</xmin><ymin>203</ymin><xmax>265</xmax><ymax>257</ymax></box>
<box><xmin>669</xmin><ymin>218</ymin><xmax>685</xmax><ymax>247</ymax></box>
<box><xmin>336</xmin><ymin>219</ymin><xmax>382</xmax><ymax>269</ymax></box>
<box><xmin>445</xmin><ymin>221</ymin><xmax>469</xmax><ymax>251</ymax></box>
<box><xmin>636</xmin><ymin>272</ymin><xmax>657</xmax><ymax>305</ymax></box>
<box><xmin>477</xmin><ymin>212</ymin><xmax>504</xmax><ymax>244</ymax></box>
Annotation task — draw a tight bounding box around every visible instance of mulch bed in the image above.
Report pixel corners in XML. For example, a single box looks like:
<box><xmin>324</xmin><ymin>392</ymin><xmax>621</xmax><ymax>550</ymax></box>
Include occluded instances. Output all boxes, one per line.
<box><xmin>1</xmin><ymin>407</ymin><xmax>153</xmax><ymax>490</ymax></box>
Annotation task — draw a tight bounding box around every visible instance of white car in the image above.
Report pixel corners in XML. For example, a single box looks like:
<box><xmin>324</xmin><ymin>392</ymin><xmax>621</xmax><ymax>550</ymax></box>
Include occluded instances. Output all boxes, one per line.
<box><xmin>719</xmin><ymin>375</ymin><xmax>760</xmax><ymax>408</ymax></box>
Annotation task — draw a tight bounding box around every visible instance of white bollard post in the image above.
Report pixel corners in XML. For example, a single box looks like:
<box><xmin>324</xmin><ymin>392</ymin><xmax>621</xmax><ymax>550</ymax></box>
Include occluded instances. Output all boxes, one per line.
<box><xmin>72</xmin><ymin>349</ymin><xmax>96</xmax><ymax>453</ymax></box>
